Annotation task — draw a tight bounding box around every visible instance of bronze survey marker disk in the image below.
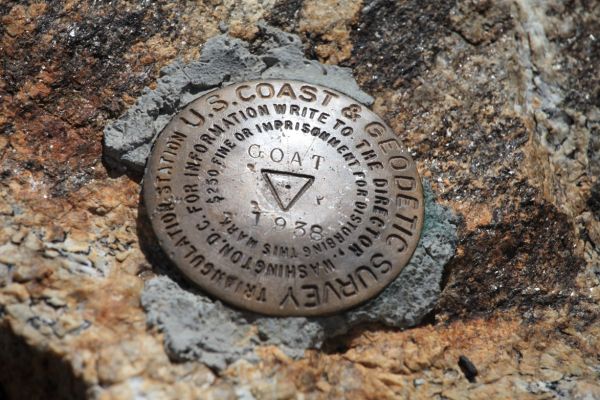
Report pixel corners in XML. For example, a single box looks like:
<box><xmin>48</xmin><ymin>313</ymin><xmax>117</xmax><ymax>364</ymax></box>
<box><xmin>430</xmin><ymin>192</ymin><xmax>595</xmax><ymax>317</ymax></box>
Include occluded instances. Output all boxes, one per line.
<box><xmin>143</xmin><ymin>80</ymin><xmax>424</xmax><ymax>316</ymax></box>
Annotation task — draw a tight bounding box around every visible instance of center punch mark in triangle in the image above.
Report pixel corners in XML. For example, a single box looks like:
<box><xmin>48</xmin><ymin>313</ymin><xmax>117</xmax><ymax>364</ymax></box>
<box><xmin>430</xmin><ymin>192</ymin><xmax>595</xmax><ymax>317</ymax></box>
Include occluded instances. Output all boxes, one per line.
<box><xmin>261</xmin><ymin>169</ymin><xmax>315</xmax><ymax>211</ymax></box>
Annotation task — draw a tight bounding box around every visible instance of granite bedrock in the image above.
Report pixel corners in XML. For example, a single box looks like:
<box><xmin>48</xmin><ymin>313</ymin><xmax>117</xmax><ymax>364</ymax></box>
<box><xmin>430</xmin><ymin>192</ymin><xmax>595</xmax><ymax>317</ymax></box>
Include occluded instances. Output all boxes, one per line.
<box><xmin>104</xmin><ymin>23</ymin><xmax>458</xmax><ymax>369</ymax></box>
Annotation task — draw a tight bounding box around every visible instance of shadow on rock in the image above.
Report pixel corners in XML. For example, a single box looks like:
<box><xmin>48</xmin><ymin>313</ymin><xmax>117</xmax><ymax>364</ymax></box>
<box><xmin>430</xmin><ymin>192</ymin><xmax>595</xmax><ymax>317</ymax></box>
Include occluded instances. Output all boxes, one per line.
<box><xmin>0</xmin><ymin>324</ymin><xmax>88</xmax><ymax>400</ymax></box>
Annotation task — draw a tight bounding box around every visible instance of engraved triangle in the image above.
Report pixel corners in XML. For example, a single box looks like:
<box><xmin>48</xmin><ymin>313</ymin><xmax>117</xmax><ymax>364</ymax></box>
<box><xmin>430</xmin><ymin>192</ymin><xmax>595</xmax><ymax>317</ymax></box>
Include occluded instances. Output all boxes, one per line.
<box><xmin>261</xmin><ymin>169</ymin><xmax>315</xmax><ymax>211</ymax></box>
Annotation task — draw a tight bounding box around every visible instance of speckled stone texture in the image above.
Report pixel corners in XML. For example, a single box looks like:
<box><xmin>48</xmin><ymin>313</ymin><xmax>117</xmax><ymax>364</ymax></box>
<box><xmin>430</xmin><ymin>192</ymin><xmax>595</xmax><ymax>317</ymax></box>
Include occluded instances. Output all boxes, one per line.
<box><xmin>1</xmin><ymin>0</ymin><xmax>599</xmax><ymax>399</ymax></box>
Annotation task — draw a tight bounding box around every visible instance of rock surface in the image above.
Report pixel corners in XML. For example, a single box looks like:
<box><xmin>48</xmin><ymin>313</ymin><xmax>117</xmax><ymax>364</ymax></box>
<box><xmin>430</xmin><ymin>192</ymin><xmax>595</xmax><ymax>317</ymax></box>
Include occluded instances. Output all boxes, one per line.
<box><xmin>0</xmin><ymin>0</ymin><xmax>599</xmax><ymax>399</ymax></box>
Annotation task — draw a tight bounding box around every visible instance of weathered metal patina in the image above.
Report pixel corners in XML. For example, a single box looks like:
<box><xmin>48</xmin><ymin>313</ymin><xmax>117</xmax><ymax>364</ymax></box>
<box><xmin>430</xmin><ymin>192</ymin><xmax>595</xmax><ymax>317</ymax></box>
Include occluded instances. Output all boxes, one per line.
<box><xmin>143</xmin><ymin>80</ymin><xmax>424</xmax><ymax>316</ymax></box>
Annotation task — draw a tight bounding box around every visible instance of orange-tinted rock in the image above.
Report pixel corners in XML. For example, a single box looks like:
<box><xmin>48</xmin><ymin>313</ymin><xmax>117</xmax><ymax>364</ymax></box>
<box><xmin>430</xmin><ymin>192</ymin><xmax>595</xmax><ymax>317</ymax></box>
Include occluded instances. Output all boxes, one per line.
<box><xmin>0</xmin><ymin>0</ymin><xmax>599</xmax><ymax>398</ymax></box>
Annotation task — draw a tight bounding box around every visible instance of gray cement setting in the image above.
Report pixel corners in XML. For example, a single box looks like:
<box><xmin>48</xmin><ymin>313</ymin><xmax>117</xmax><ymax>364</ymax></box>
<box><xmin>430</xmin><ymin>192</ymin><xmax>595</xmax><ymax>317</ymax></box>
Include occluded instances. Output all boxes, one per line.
<box><xmin>104</xmin><ymin>23</ymin><xmax>459</xmax><ymax>370</ymax></box>
<box><xmin>141</xmin><ymin>183</ymin><xmax>458</xmax><ymax>370</ymax></box>
<box><xmin>103</xmin><ymin>22</ymin><xmax>373</xmax><ymax>174</ymax></box>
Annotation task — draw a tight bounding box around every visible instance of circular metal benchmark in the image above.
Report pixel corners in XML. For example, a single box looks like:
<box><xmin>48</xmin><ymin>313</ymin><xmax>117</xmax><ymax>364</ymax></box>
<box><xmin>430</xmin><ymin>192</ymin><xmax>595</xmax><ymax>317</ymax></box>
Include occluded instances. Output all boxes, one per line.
<box><xmin>143</xmin><ymin>79</ymin><xmax>424</xmax><ymax>316</ymax></box>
